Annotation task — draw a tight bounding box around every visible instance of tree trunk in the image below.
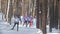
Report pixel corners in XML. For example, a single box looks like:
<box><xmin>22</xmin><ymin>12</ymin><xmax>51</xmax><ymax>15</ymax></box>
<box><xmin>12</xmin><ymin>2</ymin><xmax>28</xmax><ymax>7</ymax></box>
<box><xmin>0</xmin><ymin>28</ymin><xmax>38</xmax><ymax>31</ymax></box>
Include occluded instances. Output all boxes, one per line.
<box><xmin>58</xmin><ymin>0</ymin><xmax>60</xmax><ymax>29</ymax></box>
<box><xmin>6</xmin><ymin>0</ymin><xmax>10</xmax><ymax>22</ymax></box>
<box><xmin>36</xmin><ymin>0</ymin><xmax>40</xmax><ymax>28</ymax></box>
<box><xmin>41</xmin><ymin>0</ymin><xmax>48</xmax><ymax>34</ymax></box>
<box><xmin>0</xmin><ymin>0</ymin><xmax>1</xmax><ymax>11</ymax></box>
<box><xmin>54</xmin><ymin>0</ymin><xmax>59</xmax><ymax>29</ymax></box>
<box><xmin>8</xmin><ymin>0</ymin><xmax>13</xmax><ymax>25</ymax></box>
<box><xmin>49</xmin><ymin>0</ymin><xmax>54</xmax><ymax>32</ymax></box>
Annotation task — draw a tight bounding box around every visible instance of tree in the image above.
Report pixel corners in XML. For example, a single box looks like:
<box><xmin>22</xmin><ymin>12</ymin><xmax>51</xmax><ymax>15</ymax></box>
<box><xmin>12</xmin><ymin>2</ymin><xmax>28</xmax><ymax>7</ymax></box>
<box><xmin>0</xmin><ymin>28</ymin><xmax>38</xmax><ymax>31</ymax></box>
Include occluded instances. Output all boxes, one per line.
<box><xmin>36</xmin><ymin>0</ymin><xmax>48</xmax><ymax>34</ymax></box>
<box><xmin>6</xmin><ymin>0</ymin><xmax>10</xmax><ymax>22</ymax></box>
<box><xmin>1</xmin><ymin>0</ymin><xmax>8</xmax><ymax>21</ymax></box>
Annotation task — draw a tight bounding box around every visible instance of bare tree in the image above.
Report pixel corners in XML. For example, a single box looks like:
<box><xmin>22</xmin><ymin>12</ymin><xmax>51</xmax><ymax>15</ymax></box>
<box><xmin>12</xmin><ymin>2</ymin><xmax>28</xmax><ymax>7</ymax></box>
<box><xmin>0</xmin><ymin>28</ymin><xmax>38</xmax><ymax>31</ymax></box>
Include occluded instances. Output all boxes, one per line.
<box><xmin>6</xmin><ymin>0</ymin><xmax>10</xmax><ymax>22</ymax></box>
<box><xmin>0</xmin><ymin>0</ymin><xmax>1</xmax><ymax>11</ymax></box>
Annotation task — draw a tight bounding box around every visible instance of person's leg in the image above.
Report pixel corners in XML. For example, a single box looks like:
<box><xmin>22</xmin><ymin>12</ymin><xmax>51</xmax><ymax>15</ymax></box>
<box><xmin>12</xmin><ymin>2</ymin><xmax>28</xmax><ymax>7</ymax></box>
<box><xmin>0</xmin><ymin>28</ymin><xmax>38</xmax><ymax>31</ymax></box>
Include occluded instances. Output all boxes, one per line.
<box><xmin>11</xmin><ymin>23</ymin><xmax>16</xmax><ymax>30</ymax></box>
<box><xmin>26</xmin><ymin>21</ymin><xmax>27</xmax><ymax>27</ymax></box>
<box><xmin>28</xmin><ymin>21</ymin><xmax>31</xmax><ymax>27</ymax></box>
<box><xmin>17</xmin><ymin>23</ymin><xmax>19</xmax><ymax>31</ymax></box>
<box><xmin>23</xmin><ymin>22</ymin><xmax>25</xmax><ymax>26</ymax></box>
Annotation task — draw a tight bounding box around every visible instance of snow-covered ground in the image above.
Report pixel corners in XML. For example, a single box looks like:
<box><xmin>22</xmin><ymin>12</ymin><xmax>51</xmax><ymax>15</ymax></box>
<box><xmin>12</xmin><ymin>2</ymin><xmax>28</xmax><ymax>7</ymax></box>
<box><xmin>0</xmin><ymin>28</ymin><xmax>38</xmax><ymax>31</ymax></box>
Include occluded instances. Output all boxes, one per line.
<box><xmin>46</xmin><ymin>25</ymin><xmax>60</xmax><ymax>34</ymax></box>
<box><xmin>0</xmin><ymin>12</ymin><xmax>60</xmax><ymax>34</ymax></box>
